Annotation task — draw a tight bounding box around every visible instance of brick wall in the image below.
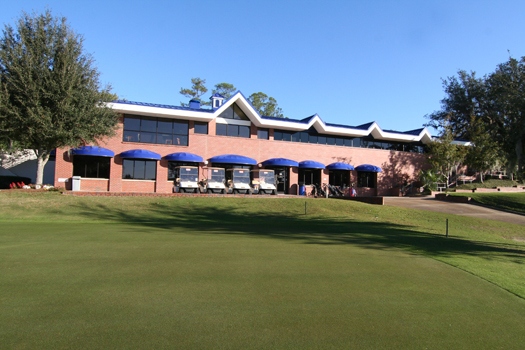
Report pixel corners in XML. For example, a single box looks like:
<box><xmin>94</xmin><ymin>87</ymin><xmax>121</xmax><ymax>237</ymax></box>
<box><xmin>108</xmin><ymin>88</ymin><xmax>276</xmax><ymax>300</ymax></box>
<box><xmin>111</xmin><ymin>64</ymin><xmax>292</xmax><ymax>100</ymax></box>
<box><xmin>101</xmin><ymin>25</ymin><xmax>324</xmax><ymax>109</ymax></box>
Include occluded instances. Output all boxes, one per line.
<box><xmin>55</xmin><ymin>115</ymin><xmax>428</xmax><ymax>196</ymax></box>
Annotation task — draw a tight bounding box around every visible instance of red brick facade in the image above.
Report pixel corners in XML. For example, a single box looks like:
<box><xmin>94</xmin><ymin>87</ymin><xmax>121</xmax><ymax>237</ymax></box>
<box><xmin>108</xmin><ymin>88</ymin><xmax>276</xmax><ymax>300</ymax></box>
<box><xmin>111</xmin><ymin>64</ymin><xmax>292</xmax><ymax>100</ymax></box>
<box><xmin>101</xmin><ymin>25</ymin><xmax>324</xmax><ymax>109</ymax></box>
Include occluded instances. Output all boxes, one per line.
<box><xmin>55</xmin><ymin>114</ymin><xmax>428</xmax><ymax>196</ymax></box>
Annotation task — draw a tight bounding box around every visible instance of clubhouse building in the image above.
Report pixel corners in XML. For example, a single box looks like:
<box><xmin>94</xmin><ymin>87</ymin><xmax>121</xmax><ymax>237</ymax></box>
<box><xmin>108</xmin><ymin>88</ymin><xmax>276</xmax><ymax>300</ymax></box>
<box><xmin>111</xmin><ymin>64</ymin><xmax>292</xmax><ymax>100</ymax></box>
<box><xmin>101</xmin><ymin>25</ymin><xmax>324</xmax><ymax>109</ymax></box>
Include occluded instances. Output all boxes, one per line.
<box><xmin>54</xmin><ymin>92</ymin><xmax>433</xmax><ymax>196</ymax></box>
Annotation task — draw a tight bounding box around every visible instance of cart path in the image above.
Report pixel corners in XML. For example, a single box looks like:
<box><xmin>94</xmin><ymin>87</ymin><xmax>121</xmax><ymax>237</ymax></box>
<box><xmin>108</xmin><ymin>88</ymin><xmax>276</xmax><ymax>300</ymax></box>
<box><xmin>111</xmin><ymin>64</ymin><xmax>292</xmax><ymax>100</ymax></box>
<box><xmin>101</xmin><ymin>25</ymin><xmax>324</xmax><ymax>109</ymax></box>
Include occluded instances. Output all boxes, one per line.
<box><xmin>383</xmin><ymin>196</ymin><xmax>525</xmax><ymax>225</ymax></box>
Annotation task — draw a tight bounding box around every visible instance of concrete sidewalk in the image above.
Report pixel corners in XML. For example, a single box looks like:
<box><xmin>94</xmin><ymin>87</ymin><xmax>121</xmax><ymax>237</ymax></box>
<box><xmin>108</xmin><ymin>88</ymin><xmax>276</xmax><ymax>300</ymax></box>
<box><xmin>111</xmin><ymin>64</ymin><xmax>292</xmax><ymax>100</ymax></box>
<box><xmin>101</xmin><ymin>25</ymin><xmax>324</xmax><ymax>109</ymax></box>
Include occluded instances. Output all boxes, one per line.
<box><xmin>383</xmin><ymin>196</ymin><xmax>525</xmax><ymax>225</ymax></box>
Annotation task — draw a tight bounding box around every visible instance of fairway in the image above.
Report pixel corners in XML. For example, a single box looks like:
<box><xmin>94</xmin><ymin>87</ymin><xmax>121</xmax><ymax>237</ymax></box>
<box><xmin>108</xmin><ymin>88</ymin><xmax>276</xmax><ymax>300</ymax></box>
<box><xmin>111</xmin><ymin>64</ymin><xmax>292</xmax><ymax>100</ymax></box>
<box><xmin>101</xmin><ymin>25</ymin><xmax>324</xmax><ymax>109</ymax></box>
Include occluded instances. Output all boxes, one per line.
<box><xmin>1</xmin><ymin>193</ymin><xmax>525</xmax><ymax>349</ymax></box>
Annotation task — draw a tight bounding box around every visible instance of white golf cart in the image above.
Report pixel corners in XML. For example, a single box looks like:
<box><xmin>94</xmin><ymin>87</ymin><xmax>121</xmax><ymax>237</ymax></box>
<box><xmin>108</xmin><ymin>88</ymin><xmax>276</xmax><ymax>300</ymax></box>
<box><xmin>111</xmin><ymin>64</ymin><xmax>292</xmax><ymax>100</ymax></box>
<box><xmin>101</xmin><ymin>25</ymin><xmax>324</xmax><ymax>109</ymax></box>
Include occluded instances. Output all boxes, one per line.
<box><xmin>252</xmin><ymin>169</ymin><xmax>277</xmax><ymax>195</ymax></box>
<box><xmin>174</xmin><ymin>166</ymin><xmax>200</xmax><ymax>193</ymax></box>
<box><xmin>203</xmin><ymin>167</ymin><xmax>227</xmax><ymax>194</ymax></box>
<box><xmin>227</xmin><ymin>168</ymin><xmax>252</xmax><ymax>194</ymax></box>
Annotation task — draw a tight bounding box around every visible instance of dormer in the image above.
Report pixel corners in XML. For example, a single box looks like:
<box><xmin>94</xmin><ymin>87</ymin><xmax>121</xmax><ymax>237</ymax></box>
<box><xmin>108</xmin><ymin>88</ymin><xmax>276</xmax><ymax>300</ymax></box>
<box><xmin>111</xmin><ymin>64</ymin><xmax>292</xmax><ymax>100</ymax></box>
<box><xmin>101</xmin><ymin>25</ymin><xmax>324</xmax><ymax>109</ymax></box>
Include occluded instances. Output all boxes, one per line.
<box><xmin>210</xmin><ymin>93</ymin><xmax>225</xmax><ymax>110</ymax></box>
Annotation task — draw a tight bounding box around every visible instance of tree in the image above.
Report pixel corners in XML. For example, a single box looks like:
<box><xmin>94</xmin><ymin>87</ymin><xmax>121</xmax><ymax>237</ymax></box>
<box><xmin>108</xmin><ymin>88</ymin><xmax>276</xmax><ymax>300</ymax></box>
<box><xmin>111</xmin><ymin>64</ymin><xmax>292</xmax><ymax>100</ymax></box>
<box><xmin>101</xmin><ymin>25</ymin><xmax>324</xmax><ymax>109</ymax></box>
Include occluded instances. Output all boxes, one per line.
<box><xmin>0</xmin><ymin>10</ymin><xmax>119</xmax><ymax>185</ymax></box>
<box><xmin>179</xmin><ymin>77</ymin><xmax>208</xmax><ymax>107</ymax></box>
<box><xmin>487</xmin><ymin>57</ymin><xmax>525</xmax><ymax>181</ymax></box>
<box><xmin>464</xmin><ymin>118</ymin><xmax>504</xmax><ymax>182</ymax></box>
<box><xmin>248</xmin><ymin>92</ymin><xmax>283</xmax><ymax>118</ymax></box>
<box><xmin>425</xmin><ymin>126</ymin><xmax>467</xmax><ymax>188</ymax></box>
<box><xmin>211</xmin><ymin>83</ymin><xmax>236</xmax><ymax>100</ymax></box>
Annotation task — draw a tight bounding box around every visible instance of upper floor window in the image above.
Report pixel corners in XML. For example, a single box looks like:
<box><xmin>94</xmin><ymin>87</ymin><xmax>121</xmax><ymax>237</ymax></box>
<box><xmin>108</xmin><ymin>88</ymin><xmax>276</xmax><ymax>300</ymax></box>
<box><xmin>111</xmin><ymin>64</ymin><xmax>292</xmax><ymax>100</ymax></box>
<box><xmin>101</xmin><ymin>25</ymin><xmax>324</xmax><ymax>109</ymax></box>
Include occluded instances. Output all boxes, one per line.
<box><xmin>194</xmin><ymin>122</ymin><xmax>208</xmax><ymax>134</ymax></box>
<box><xmin>216</xmin><ymin>123</ymin><xmax>250</xmax><ymax>138</ymax></box>
<box><xmin>218</xmin><ymin>103</ymin><xmax>249</xmax><ymax>120</ymax></box>
<box><xmin>258</xmin><ymin>128</ymin><xmax>269</xmax><ymax>140</ymax></box>
<box><xmin>123</xmin><ymin>115</ymin><xmax>188</xmax><ymax>146</ymax></box>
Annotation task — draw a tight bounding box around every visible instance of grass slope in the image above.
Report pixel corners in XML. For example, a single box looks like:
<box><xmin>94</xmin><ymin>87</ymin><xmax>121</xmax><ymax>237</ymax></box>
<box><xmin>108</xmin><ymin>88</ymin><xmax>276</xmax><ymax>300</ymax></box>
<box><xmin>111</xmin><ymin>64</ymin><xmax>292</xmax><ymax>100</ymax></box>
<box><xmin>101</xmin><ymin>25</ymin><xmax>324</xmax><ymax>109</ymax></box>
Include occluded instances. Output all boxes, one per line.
<box><xmin>1</xmin><ymin>192</ymin><xmax>525</xmax><ymax>349</ymax></box>
<box><xmin>449</xmin><ymin>192</ymin><xmax>525</xmax><ymax>214</ymax></box>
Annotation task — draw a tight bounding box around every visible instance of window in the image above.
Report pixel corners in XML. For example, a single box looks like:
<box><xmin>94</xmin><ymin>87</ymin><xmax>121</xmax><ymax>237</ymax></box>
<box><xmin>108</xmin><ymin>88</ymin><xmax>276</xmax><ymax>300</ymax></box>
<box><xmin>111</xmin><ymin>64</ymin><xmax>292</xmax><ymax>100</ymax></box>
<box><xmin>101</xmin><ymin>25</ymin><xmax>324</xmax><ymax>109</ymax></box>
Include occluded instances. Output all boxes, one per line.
<box><xmin>122</xmin><ymin>159</ymin><xmax>157</xmax><ymax>180</ymax></box>
<box><xmin>73</xmin><ymin>156</ymin><xmax>110</xmax><ymax>178</ymax></box>
<box><xmin>194</xmin><ymin>122</ymin><xmax>208</xmax><ymax>134</ymax></box>
<box><xmin>218</xmin><ymin>103</ymin><xmax>249</xmax><ymax>120</ymax></box>
<box><xmin>329</xmin><ymin>170</ymin><xmax>350</xmax><ymax>187</ymax></box>
<box><xmin>298</xmin><ymin>169</ymin><xmax>321</xmax><ymax>185</ymax></box>
<box><xmin>257</xmin><ymin>128</ymin><xmax>269</xmax><ymax>140</ymax></box>
<box><xmin>357</xmin><ymin>171</ymin><xmax>376</xmax><ymax>188</ymax></box>
<box><xmin>123</xmin><ymin>115</ymin><xmax>188</xmax><ymax>146</ymax></box>
<box><xmin>216</xmin><ymin>123</ymin><xmax>250</xmax><ymax>138</ymax></box>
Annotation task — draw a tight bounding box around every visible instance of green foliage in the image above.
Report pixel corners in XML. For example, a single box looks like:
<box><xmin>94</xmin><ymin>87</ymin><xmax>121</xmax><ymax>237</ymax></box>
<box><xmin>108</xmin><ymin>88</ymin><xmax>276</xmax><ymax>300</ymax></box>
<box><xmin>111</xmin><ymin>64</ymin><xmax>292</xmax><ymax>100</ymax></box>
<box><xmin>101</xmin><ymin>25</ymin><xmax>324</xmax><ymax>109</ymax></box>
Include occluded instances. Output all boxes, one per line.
<box><xmin>248</xmin><ymin>92</ymin><xmax>284</xmax><ymax>118</ymax></box>
<box><xmin>0</xmin><ymin>10</ymin><xmax>119</xmax><ymax>184</ymax></box>
<box><xmin>426</xmin><ymin>57</ymin><xmax>525</xmax><ymax>181</ymax></box>
<box><xmin>418</xmin><ymin>169</ymin><xmax>443</xmax><ymax>191</ymax></box>
<box><xmin>211</xmin><ymin>82</ymin><xmax>236</xmax><ymax>100</ymax></box>
<box><xmin>179</xmin><ymin>77</ymin><xmax>208</xmax><ymax>106</ymax></box>
<box><xmin>425</xmin><ymin>127</ymin><xmax>467</xmax><ymax>187</ymax></box>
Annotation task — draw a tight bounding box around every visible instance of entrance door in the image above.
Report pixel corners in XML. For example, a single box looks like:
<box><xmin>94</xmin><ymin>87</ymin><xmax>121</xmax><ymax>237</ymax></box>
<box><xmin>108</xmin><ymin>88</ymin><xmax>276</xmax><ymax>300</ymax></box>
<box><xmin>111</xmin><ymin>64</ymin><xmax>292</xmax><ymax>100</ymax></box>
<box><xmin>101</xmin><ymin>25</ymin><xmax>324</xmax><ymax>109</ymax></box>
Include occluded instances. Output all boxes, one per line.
<box><xmin>274</xmin><ymin>167</ymin><xmax>288</xmax><ymax>194</ymax></box>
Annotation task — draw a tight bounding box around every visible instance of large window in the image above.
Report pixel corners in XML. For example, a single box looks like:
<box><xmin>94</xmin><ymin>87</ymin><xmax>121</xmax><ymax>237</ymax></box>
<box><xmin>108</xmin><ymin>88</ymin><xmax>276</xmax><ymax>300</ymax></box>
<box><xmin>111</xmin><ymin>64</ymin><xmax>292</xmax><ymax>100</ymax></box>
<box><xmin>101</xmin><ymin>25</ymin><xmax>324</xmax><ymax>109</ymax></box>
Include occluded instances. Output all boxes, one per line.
<box><xmin>216</xmin><ymin>123</ymin><xmax>250</xmax><ymax>138</ymax></box>
<box><xmin>329</xmin><ymin>170</ymin><xmax>350</xmax><ymax>187</ymax></box>
<box><xmin>73</xmin><ymin>156</ymin><xmax>110</xmax><ymax>178</ymax></box>
<box><xmin>122</xmin><ymin>159</ymin><xmax>157</xmax><ymax>180</ymax></box>
<box><xmin>357</xmin><ymin>171</ymin><xmax>376</xmax><ymax>188</ymax></box>
<box><xmin>123</xmin><ymin>115</ymin><xmax>188</xmax><ymax>146</ymax></box>
<box><xmin>298</xmin><ymin>169</ymin><xmax>321</xmax><ymax>186</ymax></box>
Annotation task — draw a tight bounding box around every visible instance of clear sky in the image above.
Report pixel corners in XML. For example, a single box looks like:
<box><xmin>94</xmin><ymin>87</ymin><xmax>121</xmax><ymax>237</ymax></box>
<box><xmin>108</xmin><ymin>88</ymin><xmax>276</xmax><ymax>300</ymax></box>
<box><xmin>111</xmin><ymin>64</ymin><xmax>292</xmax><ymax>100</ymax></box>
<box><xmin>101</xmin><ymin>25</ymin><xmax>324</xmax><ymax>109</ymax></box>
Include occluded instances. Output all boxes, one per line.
<box><xmin>2</xmin><ymin>0</ymin><xmax>524</xmax><ymax>134</ymax></box>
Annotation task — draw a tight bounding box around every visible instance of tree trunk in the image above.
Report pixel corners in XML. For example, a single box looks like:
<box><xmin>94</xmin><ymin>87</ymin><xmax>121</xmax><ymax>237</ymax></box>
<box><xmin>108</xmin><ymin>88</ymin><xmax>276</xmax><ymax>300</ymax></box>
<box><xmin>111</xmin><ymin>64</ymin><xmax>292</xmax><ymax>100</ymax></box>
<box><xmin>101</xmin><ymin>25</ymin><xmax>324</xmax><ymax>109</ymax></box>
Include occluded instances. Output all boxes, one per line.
<box><xmin>35</xmin><ymin>149</ymin><xmax>50</xmax><ymax>185</ymax></box>
<box><xmin>517</xmin><ymin>138</ymin><xmax>523</xmax><ymax>182</ymax></box>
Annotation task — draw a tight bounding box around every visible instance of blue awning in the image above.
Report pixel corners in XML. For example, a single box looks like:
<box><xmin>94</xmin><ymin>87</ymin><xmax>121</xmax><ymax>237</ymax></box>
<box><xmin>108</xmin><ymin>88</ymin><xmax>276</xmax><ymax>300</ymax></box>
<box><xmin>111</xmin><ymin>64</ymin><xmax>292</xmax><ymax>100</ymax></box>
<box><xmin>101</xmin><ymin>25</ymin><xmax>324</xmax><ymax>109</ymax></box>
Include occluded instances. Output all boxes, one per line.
<box><xmin>70</xmin><ymin>146</ymin><xmax>114</xmax><ymax>157</ymax></box>
<box><xmin>209</xmin><ymin>154</ymin><xmax>257</xmax><ymax>165</ymax></box>
<box><xmin>299</xmin><ymin>160</ymin><xmax>326</xmax><ymax>169</ymax></box>
<box><xmin>262</xmin><ymin>158</ymin><xmax>299</xmax><ymax>167</ymax></box>
<box><xmin>327</xmin><ymin>162</ymin><xmax>354</xmax><ymax>170</ymax></box>
<box><xmin>165</xmin><ymin>152</ymin><xmax>203</xmax><ymax>162</ymax></box>
<box><xmin>120</xmin><ymin>149</ymin><xmax>161</xmax><ymax>160</ymax></box>
<box><xmin>356</xmin><ymin>164</ymin><xmax>382</xmax><ymax>172</ymax></box>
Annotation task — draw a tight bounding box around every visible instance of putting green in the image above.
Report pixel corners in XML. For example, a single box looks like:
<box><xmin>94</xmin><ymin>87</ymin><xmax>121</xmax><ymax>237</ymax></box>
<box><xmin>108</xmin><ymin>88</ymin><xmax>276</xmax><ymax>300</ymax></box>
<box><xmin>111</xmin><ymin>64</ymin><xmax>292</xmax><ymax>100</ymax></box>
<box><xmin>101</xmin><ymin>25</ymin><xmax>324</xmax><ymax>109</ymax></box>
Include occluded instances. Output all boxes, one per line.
<box><xmin>2</xmin><ymin>222</ymin><xmax>525</xmax><ymax>349</ymax></box>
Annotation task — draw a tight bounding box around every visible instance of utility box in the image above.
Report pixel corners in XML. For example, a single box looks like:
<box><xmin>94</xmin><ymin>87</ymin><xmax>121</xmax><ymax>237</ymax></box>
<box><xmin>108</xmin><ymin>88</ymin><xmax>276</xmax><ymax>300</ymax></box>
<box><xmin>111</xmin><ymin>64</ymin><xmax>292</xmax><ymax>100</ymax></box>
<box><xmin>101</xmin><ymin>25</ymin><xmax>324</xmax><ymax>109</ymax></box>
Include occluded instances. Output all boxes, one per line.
<box><xmin>72</xmin><ymin>176</ymin><xmax>81</xmax><ymax>191</ymax></box>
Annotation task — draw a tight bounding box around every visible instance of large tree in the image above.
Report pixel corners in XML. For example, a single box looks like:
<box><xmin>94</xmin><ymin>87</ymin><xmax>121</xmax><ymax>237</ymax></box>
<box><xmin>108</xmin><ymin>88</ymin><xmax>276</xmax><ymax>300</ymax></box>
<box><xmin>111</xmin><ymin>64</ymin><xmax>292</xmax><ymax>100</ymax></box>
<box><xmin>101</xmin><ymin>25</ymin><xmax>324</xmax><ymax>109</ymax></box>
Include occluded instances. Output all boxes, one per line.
<box><xmin>0</xmin><ymin>10</ymin><xmax>119</xmax><ymax>185</ymax></box>
<box><xmin>248</xmin><ymin>92</ymin><xmax>283</xmax><ymax>118</ymax></box>
<box><xmin>211</xmin><ymin>82</ymin><xmax>236</xmax><ymax>100</ymax></box>
<box><xmin>426</xmin><ymin>60</ymin><xmax>525</xmax><ymax>181</ymax></box>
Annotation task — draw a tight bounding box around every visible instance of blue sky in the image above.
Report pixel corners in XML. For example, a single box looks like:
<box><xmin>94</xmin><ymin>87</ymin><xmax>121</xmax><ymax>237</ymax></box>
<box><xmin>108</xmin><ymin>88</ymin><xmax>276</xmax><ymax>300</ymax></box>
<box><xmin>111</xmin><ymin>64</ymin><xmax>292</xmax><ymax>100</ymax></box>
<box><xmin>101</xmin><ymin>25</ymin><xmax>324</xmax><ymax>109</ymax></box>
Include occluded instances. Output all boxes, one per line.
<box><xmin>2</xmin><ymin>1</ymin><xmax>524</xmax><ymax>134</ymax></box>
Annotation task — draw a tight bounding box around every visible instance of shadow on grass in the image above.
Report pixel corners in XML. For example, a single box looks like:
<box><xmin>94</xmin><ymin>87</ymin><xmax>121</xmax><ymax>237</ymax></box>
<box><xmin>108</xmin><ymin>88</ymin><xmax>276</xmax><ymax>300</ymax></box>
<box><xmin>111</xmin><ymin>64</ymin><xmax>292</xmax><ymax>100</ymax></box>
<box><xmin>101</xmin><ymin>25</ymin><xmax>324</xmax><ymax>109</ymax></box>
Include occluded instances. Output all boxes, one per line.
<box><xmin>73</xmin><ymin>200</ymin><xmax>525</xmax><ymax>264</ymax></box>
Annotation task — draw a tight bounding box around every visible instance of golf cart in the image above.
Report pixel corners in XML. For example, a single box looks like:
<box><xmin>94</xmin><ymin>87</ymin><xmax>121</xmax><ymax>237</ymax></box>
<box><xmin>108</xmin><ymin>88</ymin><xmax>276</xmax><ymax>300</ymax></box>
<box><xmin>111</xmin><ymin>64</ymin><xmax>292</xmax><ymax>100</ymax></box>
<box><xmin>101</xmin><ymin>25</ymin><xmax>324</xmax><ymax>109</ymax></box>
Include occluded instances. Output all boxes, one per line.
<box><xmin>174</xmin><ymin>166</ymin><xmax>200</xmax><ymax>193</ymax></box>
<box><xmin>227</xmin><ymin>168</ymin><xmax>252</xmax><ymax>194</ymax></box>
<box><xmin>252</xmin><ymin>169</ymin><xmax>277</xmax><ymax>195</ymax></box>
<box><xmin>203</xmin><ymin>167</ymin><xmax>227</xmax><ymax>194</ymax></box>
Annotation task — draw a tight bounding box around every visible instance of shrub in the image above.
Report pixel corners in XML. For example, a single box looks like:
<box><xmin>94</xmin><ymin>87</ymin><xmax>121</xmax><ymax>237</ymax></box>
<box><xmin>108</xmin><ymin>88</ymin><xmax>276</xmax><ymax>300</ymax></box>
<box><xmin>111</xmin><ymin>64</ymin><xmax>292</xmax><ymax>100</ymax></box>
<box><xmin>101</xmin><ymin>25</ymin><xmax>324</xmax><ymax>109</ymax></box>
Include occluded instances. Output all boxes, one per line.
<box><xmin>0</xmin><ymin>176</ymin><xmax>32</xmax><ymax>189</ymax></box>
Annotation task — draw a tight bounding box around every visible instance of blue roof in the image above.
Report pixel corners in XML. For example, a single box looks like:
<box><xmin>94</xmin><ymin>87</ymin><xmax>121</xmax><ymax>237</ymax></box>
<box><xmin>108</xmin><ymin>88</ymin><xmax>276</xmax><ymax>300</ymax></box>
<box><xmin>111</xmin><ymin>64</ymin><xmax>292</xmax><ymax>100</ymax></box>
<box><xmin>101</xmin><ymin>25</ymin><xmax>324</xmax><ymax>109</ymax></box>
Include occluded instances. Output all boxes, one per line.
<box><xmin>112</xmin><ymin>100</ymin><xmax>214</xmax><ymax>113</ymax></box>
<box><xmin>211</xmin><ymin>93</ymin><xmax>224</xmax><ymax>98</ymax></box>
<box><xmin>71</xmin><ymin>146</ymin><xmax>114</xmax><ymax>157</ymax></box>
<box><xmin>299</xmin><ymin>160</ymin><xmax>326</xmax><ymax>169</ymax></box>
<box><xmin>356</xmin><ymin>164</ymin><xmax>382</xmax><ymax>172</ymax></box>
<box><xmin>326</xmin><ymin>162</ymin><xmax>354</xmax><ymax>170</ymax></box>
<box><xmin>262</xmin><ymin>158</ymin><xmax>299</xmax><ymax>167</ymax></box>
<box><xmin>209</xmin><ymin>154</ymin><xmax>257</xmax><ymax>165</ymax></box>
<box><xmin>120</xmin><ymin>149</ymin><xmax>161</xmax><ymax>160</ymax></box>
<box><xmin>164</xmin><ymin>152</ymin><xmax>203</xmax><ymax>162</ymax></box>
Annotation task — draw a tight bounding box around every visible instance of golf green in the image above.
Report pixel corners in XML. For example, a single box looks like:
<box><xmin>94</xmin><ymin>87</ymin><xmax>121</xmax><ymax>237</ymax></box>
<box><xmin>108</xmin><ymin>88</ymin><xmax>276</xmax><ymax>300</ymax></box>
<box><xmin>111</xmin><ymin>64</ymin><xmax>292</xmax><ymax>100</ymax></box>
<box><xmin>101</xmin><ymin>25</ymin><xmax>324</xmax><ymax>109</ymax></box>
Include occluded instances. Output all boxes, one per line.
<box><xmin>2</xmin><ymin>220</ymin><xmax>525</xmax><ymax>349</ymax></box>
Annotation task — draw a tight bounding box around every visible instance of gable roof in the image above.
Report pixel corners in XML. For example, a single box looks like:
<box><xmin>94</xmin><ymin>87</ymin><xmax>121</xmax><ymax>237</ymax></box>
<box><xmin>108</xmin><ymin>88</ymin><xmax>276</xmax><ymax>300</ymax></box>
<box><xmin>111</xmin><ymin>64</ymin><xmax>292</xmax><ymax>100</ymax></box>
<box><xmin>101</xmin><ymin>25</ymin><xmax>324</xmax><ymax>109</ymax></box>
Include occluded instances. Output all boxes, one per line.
<box><xmin>107</xmin><ymin>91</ymin><xmax>433</xmax><ymax>144</ymax></box>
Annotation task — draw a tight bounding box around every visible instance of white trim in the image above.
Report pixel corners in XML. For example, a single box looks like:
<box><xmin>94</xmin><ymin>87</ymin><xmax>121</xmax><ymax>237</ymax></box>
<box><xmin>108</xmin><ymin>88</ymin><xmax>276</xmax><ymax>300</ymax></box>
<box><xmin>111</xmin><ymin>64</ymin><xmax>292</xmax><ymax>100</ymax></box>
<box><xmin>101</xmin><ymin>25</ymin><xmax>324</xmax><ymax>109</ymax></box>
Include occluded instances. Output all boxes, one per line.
<box><xmin>109</xmin><ymin>92</ymin><xmax>434</xmax><ymax>144</ymax></box>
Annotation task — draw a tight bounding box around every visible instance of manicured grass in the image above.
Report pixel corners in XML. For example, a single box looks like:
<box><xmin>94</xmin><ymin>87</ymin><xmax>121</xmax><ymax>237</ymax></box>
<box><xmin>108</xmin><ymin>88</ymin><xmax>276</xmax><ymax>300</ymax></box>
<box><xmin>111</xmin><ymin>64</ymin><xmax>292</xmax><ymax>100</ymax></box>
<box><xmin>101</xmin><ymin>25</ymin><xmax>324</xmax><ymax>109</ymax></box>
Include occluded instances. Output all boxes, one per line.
<box><xmin>449</xmin><ymin>192</ymin><xmax>525</xmax><ymax>214</ymax></box>
<box><xmin>1</xmin><ymin>192</ymin><xmax>525</xmax><ymax>349</ymax></box>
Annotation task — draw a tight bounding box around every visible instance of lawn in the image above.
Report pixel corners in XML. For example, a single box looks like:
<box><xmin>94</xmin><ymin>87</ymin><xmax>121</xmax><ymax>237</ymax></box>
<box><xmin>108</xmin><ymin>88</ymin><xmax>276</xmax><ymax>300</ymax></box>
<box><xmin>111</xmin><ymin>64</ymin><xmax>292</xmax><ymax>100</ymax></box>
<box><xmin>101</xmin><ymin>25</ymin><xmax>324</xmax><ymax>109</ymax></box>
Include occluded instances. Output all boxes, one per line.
<box><xmin>1</xmin><ymin>191</ymin><xmax>525</xmax><ymax>349</ymax></box>
<box><xmin>448</xmin><ymin>192</ymin><xmax>525</xmax><ymax>214</ymax></box>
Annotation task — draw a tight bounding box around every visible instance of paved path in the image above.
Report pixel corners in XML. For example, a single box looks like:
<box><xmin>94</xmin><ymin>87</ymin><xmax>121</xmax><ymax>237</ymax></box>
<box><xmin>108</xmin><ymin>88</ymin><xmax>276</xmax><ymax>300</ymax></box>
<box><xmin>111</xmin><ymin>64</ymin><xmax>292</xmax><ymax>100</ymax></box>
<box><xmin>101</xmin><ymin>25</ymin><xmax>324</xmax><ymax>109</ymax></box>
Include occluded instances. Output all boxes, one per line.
<box><xmin>383</xmin><ymin>196</ymin><xmax>525</xmax><ymax>225</ymax></box>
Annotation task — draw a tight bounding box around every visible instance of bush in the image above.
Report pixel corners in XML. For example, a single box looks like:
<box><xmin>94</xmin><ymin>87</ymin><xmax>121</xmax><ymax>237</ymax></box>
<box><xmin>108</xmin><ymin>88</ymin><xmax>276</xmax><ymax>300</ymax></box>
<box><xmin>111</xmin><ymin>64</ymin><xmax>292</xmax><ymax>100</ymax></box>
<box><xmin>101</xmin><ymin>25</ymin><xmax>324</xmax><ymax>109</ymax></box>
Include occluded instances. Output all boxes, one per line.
<box><xmin>0</xmin><ymin>176</ymin><xmax>32</xmax><ymax>189</ymax></box>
